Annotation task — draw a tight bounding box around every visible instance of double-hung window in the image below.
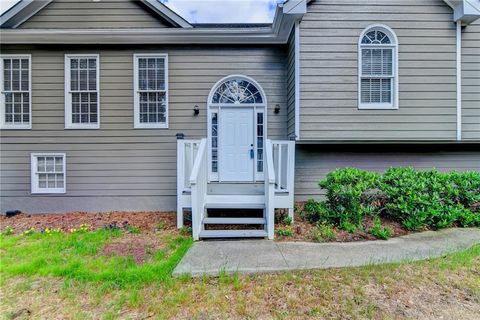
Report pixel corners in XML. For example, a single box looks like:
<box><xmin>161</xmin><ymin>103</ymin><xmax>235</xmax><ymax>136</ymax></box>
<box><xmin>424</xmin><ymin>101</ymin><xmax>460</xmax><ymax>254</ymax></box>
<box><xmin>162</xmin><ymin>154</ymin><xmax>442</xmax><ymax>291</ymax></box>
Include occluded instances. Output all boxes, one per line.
<box><xmin>65</xmin><ymin>54</ymin><xmax>100</xmax><ymax>128</ymax></box>
<box><xmin>133</xmin><ymin>54</ymin><xmax>168</xmax><ymax>128</ymax></box>
<box><xmin>359</xmin><ymin>25</ymin><xmax>398</xmax><ymax>109</ymax></box>
<box><xmin>31</xmin><ymin>153</ymin><xmax>66</xmax><ymax>194</ymax></box>
<box><xmin>0</xmin><ymin>55</ymin><xmax>31</xmax><ymax>129</ymax></box>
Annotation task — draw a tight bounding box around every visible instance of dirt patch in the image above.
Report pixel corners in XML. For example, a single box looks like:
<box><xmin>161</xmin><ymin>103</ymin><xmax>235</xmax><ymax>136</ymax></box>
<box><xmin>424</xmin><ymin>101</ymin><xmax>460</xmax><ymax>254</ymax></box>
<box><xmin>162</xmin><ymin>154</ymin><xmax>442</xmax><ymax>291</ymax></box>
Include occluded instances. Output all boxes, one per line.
<box><xmin>0</xmin><ymin>211</ymin><xmax>179</xmax><ymax>235</ymax></box>
<box><xmin>102</xmin><ymin>233</ymin><xmax>167</xmax><ymax>264</ymax></box>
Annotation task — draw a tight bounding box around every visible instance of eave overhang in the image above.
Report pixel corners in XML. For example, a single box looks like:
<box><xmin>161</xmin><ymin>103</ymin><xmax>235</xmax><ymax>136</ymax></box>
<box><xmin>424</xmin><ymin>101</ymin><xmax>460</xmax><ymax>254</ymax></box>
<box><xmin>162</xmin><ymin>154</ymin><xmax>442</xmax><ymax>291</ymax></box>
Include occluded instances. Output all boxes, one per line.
<box><xmin>443</xmin><ymin>0</ymin><xmax>480</xmax><ymax>25</ymax></box>
<box><xmin>0</xmin><ymin>0</ymin><xmax>307</xmax><ymax>45</ymax></box>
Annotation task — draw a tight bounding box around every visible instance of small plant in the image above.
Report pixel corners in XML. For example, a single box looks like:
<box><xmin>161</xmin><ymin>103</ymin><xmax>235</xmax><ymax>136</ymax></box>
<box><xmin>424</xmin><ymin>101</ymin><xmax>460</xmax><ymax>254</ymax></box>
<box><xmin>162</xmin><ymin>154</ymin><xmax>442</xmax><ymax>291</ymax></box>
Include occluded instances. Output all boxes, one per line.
<box><xmin>103</xmin><ymin>223</ymin><xmax>120</xmax><ymax>231</ymax></box>
<box><xmin>123</xmin><ymin>222</ymin><xmax>141</xmax><ymax>234</ymax></box>
<box><xmin>339</xmin><ymin>221</ymin><xmax>357</xmax><ymax>233</ymax></box>
<box><xmin>283</xmin><ymin>216</ymin><xmax>293</xmax><ymax>226</ymax></box>
<box><xmin>42</xmin><ymin>227</ymin><xmax>63</xmax><ymax>236</ymax></box>
<box><xmin>2</xmin><ymin>226</ymin><xmax>14</xmax><ymax>235</ymax></box>
<box><xmin>179</xmin><ymin>226</ymin><xmax>192</xmax><ymax>236</ymax></box>
<box><xmin>71</xmin><ymin>223</ymin><xmax>91</xmax><ymax>233</ymax></box>
<box><xmin>156</xmin><ymin>222</ymin><xmax>166</xmax><ymax>231</ymax></box>
<box><xmin>311</xmin><ymin>222</ymin><xmax>336</xmax><ymax>242</ymax></box>
<box><xmin>23</xmin><ymin>227</ymin><xmax>35</xmax><ymax>236</ymax></box>
<box><xmin>369</xmin><ymin>217</ymin><xmax>393</xmax><ymax>240</ymax></box>
<box><xmin>275</xmin><ymin>226</ymin><xmax>293</xmax><ymax>237</ymax></box>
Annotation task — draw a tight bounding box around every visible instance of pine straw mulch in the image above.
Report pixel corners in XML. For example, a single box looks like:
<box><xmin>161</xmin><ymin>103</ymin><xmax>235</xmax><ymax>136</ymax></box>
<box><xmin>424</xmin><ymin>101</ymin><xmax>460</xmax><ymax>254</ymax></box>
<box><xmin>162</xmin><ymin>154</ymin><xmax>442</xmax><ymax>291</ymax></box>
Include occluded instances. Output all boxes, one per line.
<box><xmin>0</xmin><ymin>211</ymin><xmax>178</xmax><ymax>235</ymax></box>
<box><xmin>275</xmin><ymin>213</ymin><xmax>410</xmax><ymax>242</ymax></box>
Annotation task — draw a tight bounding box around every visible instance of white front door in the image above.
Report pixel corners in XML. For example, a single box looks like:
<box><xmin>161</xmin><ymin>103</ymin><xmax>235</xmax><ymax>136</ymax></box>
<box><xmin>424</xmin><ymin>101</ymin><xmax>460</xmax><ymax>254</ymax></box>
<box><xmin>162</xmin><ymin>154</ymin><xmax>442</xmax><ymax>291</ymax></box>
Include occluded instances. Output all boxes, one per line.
<box><xmin>219</xmin><ymin>107</ymin><xmax>254</xmax><ymax>181</ymax></box>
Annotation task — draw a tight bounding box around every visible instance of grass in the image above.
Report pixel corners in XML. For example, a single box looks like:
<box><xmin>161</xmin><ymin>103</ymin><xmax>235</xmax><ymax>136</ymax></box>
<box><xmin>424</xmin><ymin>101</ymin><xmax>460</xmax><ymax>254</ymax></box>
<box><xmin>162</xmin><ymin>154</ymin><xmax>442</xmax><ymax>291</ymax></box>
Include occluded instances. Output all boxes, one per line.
<box><xmin>1</xmin><ymin>227</ymin><xmax>479</xmax><ymax>319</ymax></box>
<box><xmin>0</xmin><ymin>228</ymin><xmax>192</xmax><ymax>288</ymax></box>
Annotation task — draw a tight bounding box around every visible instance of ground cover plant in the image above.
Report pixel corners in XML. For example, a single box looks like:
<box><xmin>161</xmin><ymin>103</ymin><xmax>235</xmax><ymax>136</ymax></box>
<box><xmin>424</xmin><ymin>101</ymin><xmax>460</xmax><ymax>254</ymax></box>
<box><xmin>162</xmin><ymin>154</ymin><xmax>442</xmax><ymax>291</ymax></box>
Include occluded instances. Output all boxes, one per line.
<box><xmin>299</xmin><ymin>167</ymin><xmax>480</xmax><ymax>240</ymax></box>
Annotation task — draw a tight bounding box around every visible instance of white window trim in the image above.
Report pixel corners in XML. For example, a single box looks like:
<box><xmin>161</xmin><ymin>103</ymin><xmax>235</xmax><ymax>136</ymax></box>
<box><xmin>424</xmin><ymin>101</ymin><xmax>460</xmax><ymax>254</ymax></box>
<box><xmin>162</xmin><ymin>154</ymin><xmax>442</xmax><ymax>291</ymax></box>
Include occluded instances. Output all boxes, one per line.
<box><xmin>64</xmin><ymin>54</ymin><xmax>100</xmax><ymax>129</ymax></box>
<box><xmin>358</xmin><ymin>24</ymin><xmax>399</xmax><ymax>110</ymax></box>
<box><xmin>133</xmin><ymin>53</ymin><xmax>169</xmax><ymax>129</ymax></box>
<box><xmin>0</xmin><ymin>54</ymin><xmax>32</xmax><ymax>130</ymax></box>
<box><xmin>31</xmin><ymin>153</ymin><xmax>66</xmax><ymax>194</ymax></box>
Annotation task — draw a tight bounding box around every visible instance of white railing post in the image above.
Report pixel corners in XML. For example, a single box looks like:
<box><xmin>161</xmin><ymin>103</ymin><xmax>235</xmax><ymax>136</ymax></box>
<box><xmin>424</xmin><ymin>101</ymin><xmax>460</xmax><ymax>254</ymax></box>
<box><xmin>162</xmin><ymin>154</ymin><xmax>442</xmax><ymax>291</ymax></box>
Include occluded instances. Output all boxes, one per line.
<box><xmin>189</xmin><ymin>138</ymin><xmax>208</xmax><ymax>241</ymax></box>
<box><xmin>287</xmin><ymin>141</ymin><xmax>295</xmax><ymax>221</ymax></box>
<box><xmin>176</xmin><ymin>139</ymin><xmax>185</xmax><ymax>228</ymax></box>
<box><xmin>265</xmin><ymin>139</ymin><xmax>276</xmax><ymax>240</ymax></box>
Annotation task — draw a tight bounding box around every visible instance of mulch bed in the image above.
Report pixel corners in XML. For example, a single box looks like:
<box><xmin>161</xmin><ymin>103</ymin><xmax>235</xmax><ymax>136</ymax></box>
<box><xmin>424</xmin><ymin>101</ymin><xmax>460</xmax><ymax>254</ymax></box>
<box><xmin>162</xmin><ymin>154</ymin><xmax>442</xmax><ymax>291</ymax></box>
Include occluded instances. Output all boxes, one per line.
<box><xmin>275</xmin><ymin>213</ymin><xmax>410</xmax><ymax>242</ymax></box>
<box><xmin>0</xmin><ymin>211</ymin><xmax>179</xmax><ymax>235</ymax></box>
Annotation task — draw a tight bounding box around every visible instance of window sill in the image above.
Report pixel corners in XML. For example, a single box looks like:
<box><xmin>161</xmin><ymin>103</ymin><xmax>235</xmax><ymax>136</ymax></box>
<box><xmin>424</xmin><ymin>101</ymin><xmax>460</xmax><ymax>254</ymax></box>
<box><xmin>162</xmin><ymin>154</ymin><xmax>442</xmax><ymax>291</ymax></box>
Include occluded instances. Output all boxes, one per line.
<box><xmin>31</xmin><ymin>190</ymin><xmax>66</xmax><ymax>195</ymax></box>
<box><xmin>65</xmin><ymin>124</ymin><xmax>100</xmax><ymax>129</ymax></box>
<box><xmin>358</xmin><ymin>103</ymin><xmax>398</xmax><ymax>110</ymax></box>
<box><xmin>1</xmin><ymin>124</ymin><xmax>32</xmax><ymax>130</ymax></box>
<box><xmin>134</xmin><ymin>124</ymin><xmax>169</xmax><ymax>129</ymax></box>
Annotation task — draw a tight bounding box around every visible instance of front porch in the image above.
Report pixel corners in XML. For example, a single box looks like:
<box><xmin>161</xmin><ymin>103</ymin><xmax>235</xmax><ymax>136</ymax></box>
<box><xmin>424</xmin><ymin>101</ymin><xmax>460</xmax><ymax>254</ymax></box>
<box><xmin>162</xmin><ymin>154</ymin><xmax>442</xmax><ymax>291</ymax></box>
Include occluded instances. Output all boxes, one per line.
<box><xmin>177</xmin><ymin>138</ymin><xmax>295</xmax><ymax>240</ymax></box>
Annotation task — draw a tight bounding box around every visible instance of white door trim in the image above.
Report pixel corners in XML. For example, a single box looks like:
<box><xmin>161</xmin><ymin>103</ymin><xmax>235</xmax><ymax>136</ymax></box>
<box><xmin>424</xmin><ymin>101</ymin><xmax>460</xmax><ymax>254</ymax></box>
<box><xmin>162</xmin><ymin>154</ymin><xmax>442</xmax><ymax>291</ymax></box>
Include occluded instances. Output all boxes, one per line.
<box><xmin>206</xmin><ymin>75</ymin><xmax>267</xmax><ymax>183</ymax></box>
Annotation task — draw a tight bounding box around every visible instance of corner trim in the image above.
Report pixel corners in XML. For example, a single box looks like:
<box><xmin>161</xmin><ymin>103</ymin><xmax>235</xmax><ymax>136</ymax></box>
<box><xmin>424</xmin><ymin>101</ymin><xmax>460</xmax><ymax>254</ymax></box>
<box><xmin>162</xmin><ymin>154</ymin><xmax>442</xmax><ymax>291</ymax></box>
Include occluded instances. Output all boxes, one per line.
<box><xmin>456</xmin><ymin>21</ymin><xmax>462</xmax><ymax>141</ymax></box>
<box><xmin>294</xmin><ymin>21</ymin><xmax>300</xmax><ymax>140</ymax></box>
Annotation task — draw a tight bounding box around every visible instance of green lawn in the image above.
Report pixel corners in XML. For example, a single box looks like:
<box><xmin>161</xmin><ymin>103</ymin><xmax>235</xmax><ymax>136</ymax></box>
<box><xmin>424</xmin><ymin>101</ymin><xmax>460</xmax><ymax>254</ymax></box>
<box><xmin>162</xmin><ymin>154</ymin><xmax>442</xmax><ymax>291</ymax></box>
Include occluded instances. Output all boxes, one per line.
<box><xmin>1</xmin><ymin>227</ymin><xmax>479</xmax><ymax>319</ymax></box>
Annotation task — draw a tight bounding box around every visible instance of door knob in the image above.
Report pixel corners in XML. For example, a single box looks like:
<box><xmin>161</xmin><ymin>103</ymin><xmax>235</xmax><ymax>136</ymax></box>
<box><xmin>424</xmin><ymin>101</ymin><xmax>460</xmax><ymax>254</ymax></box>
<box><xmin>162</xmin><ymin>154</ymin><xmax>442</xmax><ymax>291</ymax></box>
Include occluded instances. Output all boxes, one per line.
<box><xmin>250</xmin><ymin>149</ymin><xmax>254</xmax><ymax>159</ymax></box>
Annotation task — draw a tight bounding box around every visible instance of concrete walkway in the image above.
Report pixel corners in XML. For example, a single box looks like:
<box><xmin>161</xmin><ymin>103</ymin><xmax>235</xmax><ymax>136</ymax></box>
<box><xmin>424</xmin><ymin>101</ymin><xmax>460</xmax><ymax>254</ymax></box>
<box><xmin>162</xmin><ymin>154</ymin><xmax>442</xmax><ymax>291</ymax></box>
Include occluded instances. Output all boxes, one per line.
<box><xmin>173</xmin><ymin>228</ymin><xmax>480</xmax><ymax>277</ymax></box>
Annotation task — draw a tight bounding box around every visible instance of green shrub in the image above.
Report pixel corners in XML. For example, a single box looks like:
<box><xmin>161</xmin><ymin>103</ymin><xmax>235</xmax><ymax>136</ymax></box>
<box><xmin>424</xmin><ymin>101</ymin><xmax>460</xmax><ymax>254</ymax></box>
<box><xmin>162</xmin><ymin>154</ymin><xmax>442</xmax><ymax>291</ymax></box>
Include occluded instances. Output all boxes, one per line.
<box><xmin>283</xmin><ymin>216</ymin><xmax>293</xmax><ymax>226</ymax></box>
<box><xmin>311</xmin><ymin>222</ymin><xmax>336</xmax><ymax>242</ymax></box>
<box><xmin>304</xmin><ymin>167</ymin><xmax>479</xmax><ymax>233</ymax></box>
<box><xmin>369</xmin><ymin>217</ymin><xmax>393</xmax><ymax>240</ymax></box>
<box><xmin>379</xmin><ymin>167</ymin><xmax>479</xmax><ymax>230</ymax></box>
<box><xmin>304</xmin><ymin>168</ymin><xmax>380</xmax><ymax>226</ymax></box>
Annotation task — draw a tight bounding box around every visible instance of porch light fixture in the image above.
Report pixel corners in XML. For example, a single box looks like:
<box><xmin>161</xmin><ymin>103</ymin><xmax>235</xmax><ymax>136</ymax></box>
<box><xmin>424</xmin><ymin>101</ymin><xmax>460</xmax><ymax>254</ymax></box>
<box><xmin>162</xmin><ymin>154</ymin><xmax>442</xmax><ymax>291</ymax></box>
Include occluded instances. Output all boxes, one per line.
<box><xmin>274</xmin><ymin>104</ymin><xmax>280</xmax><ymax>114</ymax></box>
<box><xmin>193</xmin><ymin>105</ymin><xmax>200</xmax><ymax>116</ymax></box>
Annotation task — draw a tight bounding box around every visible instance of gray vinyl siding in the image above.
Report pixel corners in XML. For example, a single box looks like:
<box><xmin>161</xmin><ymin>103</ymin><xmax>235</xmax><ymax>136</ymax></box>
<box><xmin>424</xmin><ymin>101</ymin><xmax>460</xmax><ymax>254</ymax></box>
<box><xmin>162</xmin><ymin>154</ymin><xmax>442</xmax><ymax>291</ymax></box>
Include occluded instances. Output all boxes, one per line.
<box><xmin>19</xmin><ymin>0</ymin><xmax>172</xmax><ymax>29</ymax></box>
<box><xmin>0</xmin><ymin>45</ymin><xmax>287</xmax><ymax>213</ymax></box>
<box><xmin>462</xmin><ymin>20</ymin><xmax>480</xmax><ymax>140</ymax></box>
<box><xmin>295</xmin><ymin>145</ymin><xmax>480</xmax><ymax>201</ymax></box>
<box><xmin>299</xmin><ymin>0</ymin><xmax>458</xmax><ymax>141</ymax></box>
<box><xmin>286</xmin><ymin>29</ymin><xmax>296</xmax><ymax>137</ymax></box>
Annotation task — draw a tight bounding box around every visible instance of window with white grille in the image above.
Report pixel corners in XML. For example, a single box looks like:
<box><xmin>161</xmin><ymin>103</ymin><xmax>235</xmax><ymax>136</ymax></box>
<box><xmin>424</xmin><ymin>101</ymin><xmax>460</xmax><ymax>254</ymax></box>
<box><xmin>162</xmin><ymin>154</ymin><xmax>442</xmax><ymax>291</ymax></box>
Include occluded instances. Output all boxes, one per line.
<box><xmin>1</xmin><ymin>55</ymin><xmax>31</xmax><ymax>129</ymax></box>
<box><xmin>65</xmin><ymin>54</ymin><xmax>100</xmax><ymax>128</ymax></box>
<box><xmin>133</xmin><ymin>54</ymin><xmax>168</xmax><ymax>128</ymax></box>
<box><xmin>358</xmin><ymin>25</ymin><xmax>398</xmax><ymax>109</ymax></box>
<box><xmin>31</xmin><ymin>153</ymin><xmax>66</xmax><ymax>194</ymax></box>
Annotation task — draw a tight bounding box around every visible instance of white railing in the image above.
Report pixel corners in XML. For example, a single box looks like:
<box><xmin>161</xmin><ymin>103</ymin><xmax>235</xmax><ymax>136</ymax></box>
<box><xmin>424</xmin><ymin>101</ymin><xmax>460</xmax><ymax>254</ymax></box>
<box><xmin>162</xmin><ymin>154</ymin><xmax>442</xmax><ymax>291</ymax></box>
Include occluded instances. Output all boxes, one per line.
<box><xmin>271</xmin><ymin>140</ymin><xmax>295</xmax><ymax>194</ymax></box>
<box><xmin>264</xmin><ymin>139</ymin><xmax>276</xmax><ymax>239</ymax></box>
<box><xmin>189</xmin><ymin>138</ymin><xmax>208</xmax><ymax>240</ymax></box>
<box><xmin>268</xmin><ymin>140</ymin><xmax>296</xmax><ymax>223</ymax></box>
<box><xmin>176</xmin><ymin>139</ymin><xmax>200</xmax><ymax>228</ymax></box>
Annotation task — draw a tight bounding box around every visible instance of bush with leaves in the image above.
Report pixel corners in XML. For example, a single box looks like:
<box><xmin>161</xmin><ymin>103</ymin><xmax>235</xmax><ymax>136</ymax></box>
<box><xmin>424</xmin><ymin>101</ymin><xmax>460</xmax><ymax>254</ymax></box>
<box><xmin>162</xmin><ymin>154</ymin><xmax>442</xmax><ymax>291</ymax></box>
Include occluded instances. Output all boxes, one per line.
<box><xmin>379</xmin><ymin>167</ymin><xmax>479</xmax><ymax>230</ymax></box>
<box><xmin>306</xmin><ymin>168</ymin><xmax>380</xmax><ymax>229</ymax></box>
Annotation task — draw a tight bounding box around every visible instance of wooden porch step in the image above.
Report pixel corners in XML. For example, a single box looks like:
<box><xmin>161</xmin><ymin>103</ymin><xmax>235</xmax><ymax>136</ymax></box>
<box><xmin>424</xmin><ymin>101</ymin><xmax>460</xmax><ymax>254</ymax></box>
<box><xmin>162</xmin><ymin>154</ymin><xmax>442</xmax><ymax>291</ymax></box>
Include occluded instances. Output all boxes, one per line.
<box><xmin>205</xmin><ymin>195</ymin><xmax>265</xmax><ymax>209</ymax></box>
<box><xmin>199</xmin><ymin>229</ymin><xmax>268</xmax><ymax>238</ymax></box>
<box><xmin>203</xmin><ymin>217</ymin><xmax>266</xmax><ymax>224</ymax></box>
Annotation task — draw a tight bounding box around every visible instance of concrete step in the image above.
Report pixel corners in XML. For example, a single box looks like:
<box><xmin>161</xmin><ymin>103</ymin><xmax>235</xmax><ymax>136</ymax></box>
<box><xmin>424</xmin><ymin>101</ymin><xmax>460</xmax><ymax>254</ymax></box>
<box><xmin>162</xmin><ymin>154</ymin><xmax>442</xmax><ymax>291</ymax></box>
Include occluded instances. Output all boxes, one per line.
<box><xmin>199</xmin><ymin>229</ymin><xmax>268</xmax><ymax>239</ymax></box>
<box><xmin>203</xmin><ymin>217</ymin><xmax>266</xmax><ymax>225</ymax></box>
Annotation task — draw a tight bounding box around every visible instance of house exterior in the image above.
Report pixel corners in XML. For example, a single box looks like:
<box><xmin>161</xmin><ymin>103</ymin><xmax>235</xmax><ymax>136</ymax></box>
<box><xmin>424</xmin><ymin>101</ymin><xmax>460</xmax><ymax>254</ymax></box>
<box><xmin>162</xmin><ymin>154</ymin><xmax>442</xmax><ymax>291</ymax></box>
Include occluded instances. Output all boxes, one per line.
<box><xmin>1</xmin><ymin>0</ymin><xmax>479</xmax><ymax>240</ymax></box>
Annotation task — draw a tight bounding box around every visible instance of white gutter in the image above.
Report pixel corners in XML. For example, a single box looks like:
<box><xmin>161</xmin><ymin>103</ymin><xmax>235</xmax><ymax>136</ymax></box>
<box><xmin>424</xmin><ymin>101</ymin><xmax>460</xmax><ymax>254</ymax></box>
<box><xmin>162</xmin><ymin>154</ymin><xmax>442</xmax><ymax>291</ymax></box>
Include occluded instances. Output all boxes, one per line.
<box><xmin>294</xmin><ymin>21</ymin><xmax>301</xmax><ymax>140</ymax></box>
<box><xmin>456</xmin><ymin>21</ymin><xmax>462</xmax><ymax>141</ymax></box>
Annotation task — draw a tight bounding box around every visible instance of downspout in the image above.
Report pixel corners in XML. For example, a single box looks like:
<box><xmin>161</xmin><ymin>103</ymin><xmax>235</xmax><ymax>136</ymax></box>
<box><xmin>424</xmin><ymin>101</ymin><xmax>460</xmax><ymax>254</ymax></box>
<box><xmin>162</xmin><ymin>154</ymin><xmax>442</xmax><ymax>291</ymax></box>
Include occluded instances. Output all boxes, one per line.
<box><xmin>456</xmin><ymin>21</ymin><xmax>462</xmax><ymax>141</ymax></box>
<box><xmin>294</xmin><ymin>21</ymin><xmax>300</xmax><ymax>140</ymax></box>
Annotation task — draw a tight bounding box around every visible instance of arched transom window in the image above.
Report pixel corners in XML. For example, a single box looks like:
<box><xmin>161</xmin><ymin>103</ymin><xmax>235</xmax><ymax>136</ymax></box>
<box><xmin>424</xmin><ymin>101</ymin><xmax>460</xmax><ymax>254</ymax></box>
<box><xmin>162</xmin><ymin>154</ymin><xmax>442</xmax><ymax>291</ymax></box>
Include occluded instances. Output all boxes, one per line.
<box><xmin>359</xmin><ymin>25</ymin><xmax>398</xmax><ymax>109</ymax></box>
<box><xmin>211</xmin><ymin>78</ymin><xmax>264</xmax><ymax>104</ymax></box>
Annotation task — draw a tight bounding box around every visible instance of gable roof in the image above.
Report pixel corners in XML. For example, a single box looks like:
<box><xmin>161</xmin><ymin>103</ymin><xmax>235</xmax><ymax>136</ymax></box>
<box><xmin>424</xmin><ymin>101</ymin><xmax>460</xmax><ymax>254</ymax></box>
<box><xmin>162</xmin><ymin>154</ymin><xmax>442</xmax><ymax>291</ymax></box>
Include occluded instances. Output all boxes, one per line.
<box><xmin>0</xmin><ymin>0</ymin><xmax>192</xmax><ymax>29</ymax></box>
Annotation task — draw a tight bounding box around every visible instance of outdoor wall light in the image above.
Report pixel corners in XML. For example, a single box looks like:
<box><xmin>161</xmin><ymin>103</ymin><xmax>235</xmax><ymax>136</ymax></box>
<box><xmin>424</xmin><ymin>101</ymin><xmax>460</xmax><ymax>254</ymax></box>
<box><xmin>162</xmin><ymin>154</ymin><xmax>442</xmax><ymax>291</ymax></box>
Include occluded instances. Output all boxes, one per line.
<box><xmin>274</xmin><ymin>104</ymin><xmax>281</xmax><ymax>114</ymax></box>
<box><xmin>193</xmin><ymin>105</ymin><xmax>200</xmax><ymax>116</ymax></box>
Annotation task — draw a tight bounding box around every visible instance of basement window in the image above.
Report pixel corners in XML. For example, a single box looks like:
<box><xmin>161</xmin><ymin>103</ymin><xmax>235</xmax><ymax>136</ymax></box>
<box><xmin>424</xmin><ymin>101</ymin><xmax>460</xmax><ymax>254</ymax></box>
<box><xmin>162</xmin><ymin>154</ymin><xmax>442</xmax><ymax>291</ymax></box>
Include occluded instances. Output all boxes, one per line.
<box><xmin>31</xmin><ymin>153</ymin><xmax>66</xmax><ymax>194</ymax></box>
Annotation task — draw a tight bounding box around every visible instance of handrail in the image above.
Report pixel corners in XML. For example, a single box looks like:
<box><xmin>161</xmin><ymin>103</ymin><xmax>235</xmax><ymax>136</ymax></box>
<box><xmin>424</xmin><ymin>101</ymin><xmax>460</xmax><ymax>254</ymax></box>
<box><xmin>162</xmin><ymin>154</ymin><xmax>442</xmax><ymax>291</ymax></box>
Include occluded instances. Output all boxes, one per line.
<box><xmin>265</xmin><ymin>139</ymin><xmax>276</xmax><ymax>184</ymax></box>
<box><xmin>189</xmin><ymin>139</ymin><xmax>207</xmax><ymax>185</ymax></box>
<box><xmin>189</xmin><ymin>138</ymin><xmax>208</xmax><ymax>240</ymax></box>
<box><xmin>264</xmin><ymin>139</ymin><xmax>276</xmax><ymax>239</ymax></box>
